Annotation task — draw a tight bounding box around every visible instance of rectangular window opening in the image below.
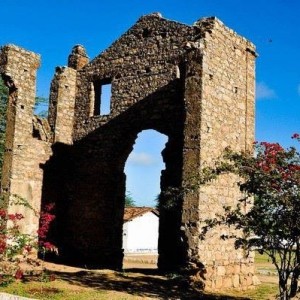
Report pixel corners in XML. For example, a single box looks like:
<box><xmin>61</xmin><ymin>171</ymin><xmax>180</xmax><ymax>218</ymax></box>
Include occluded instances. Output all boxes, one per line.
<box><xmin>93</xmin><ymin>79</ymin><xmax>112</xmax><ymax>116</ymax></box>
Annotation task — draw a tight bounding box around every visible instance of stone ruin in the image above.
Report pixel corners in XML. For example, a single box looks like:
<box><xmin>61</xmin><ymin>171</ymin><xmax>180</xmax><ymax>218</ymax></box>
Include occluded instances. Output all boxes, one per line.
<box><xmin>0</xmin><ymin>13</ymin><xmax>257</xmax><ymax>290</ymax></box>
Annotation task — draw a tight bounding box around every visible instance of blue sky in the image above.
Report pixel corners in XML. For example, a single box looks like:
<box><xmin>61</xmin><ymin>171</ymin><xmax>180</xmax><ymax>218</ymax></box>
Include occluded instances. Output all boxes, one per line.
<box><xmin>1</xmin><ymin>0</ymin><xmax>299</xmax><ymax>206</ymax></box>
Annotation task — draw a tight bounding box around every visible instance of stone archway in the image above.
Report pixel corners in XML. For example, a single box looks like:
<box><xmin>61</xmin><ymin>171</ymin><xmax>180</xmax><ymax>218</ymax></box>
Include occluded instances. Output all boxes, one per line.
<box><xmin>42</xmin><ymin>77</ymin><xmax>187</xmax><ymax>270</ymax></box>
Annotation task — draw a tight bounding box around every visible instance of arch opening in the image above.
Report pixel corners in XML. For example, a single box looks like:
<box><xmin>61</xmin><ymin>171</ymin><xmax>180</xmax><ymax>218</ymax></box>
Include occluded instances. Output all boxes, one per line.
<box><xmin>125</xmin><ymin>129</ymin><xmax>168</xmax><ymax>207</ymax></box>
<box><xmin>122</xmin><ymin>129</ymin><xmax>168</xmax><ymax>269</ymax></box>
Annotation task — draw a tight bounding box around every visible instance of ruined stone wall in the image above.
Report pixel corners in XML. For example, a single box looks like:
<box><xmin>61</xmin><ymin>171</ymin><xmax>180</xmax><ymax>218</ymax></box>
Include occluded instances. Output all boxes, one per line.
<box><xmin>181</xmin><ymin>17</ymin><xmax>257</xmax><ymax>290</ymax></box>
<box><xmin>44</xmin><ymin>15</ymin><xmax>200</xmax><ymax>268</ymax></box>
<box><xmin>0</xmin><ymin>45</ymin><xmax>52</xmax><ymax>235</ymax></box>
<box><xmin>44</xmin><ymin>14</ymin><xmax>193</xmax><ymax>267</ymax></box>
<box><xmin>48</xmin><ymin>66</ymin><xmax>77</xmax><ymax>145</ymax></box>
<box><xmin>0</xmin><ymin>14</ymin><xmax>257</xmax><ymax>291</ymax></box>
<box><xmin>48</xmin><ymin>45</ymin><xmax>89</xmax><ymax>145</ymax></box>
<box><xmin>72</xmin><ymin>13</ymin><xmax>197</xmax><ymax>139</ymax></box>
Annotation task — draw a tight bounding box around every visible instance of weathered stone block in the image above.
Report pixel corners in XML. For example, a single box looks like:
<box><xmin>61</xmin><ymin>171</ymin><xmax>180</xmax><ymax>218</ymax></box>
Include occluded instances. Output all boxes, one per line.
<box><xmin>215</xmin><ymin>276</ymin><xmax>223</xmax><ymax>289</ymax></box>
<box><xmin>223</xmin><ymin>277</ymin><xmax>233</xmax><ymax>288</ymax></box>
<box><xmin>217</xmin><ymin>266</ymin><xmax>226</xmax><ymax>276</ymax></box>
<box><xmin>232</xmin><ymin>274</ymin><xmax>240</xmax><ymax>288</ymax></box>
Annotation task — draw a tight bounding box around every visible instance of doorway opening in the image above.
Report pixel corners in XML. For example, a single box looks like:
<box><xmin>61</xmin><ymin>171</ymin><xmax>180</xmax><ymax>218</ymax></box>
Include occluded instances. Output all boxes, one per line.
<box><xmin>123</xmin><ymin>129</ymin><xmax>168</xmax><ymax>269</ymax></box>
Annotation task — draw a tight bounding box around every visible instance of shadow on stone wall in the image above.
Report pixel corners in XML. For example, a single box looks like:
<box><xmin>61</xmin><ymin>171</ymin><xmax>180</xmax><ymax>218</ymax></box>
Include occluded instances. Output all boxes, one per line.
<box><xmin>40</xmin><ymin>79</ymin><xmax>188</xmax><ymax>271</ymax></box>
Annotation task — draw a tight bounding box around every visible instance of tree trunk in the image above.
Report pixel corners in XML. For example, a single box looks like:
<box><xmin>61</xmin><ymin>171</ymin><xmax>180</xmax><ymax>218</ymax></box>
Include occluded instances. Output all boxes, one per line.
<box><xmin>279</xmin><ymin>275</ymin><xmax>289</xmax><ymax>300</ymax></box>
<box><xmin>290</xmin><ymin>267</ymin><xmax>299</xmax><ymax>298</ymax></box>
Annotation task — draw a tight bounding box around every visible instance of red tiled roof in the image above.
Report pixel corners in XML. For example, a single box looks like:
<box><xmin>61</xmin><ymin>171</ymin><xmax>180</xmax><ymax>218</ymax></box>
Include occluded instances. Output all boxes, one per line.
<box><xmin>124</xmin><ymin>207</ymin><xmax>159</xmax><ymax>222</ymax></box>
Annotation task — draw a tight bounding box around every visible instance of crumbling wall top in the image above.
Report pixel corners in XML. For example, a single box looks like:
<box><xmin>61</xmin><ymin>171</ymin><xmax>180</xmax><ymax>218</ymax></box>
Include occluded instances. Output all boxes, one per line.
<box><xmin>68</xmin><ymin>44</ymin><xmax>89</xmax><ymax>70</ymax></box>
<box><xmin>0</xmin><ymin>44</ymin><xmax>40</xmax><ymax>71</ymax></box>
<box><xmin>194</xmin><ymin>16</ymin><xmax>257</xmax><ymax>56</ymax></box>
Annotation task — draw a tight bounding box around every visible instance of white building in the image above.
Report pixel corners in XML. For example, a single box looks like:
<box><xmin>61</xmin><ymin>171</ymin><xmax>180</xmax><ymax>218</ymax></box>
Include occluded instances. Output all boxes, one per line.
<box><xmin>122</xmin><ymin>207</ymin><xmax>159</xmax><ymax>254</ymax></box>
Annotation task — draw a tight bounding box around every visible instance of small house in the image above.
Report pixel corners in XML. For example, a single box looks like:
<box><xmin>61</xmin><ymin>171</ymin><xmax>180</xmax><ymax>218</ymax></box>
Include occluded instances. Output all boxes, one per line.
<box><xmin>123</xmin><ymin>207</ymin><xmax>159</xmax><ymax>254</ymax></box>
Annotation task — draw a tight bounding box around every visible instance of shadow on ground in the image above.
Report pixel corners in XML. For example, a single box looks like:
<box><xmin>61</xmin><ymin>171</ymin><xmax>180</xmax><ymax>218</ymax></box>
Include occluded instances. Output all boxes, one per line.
<box><xmin>52</xmin><ymin>267</ymin><xmax>250</xmax><ymax>299</ymax></box>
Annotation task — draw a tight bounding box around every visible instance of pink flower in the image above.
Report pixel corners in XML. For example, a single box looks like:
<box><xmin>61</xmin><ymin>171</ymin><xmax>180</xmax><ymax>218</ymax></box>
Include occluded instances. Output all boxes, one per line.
<box><xmin>0</xmin><ymin>238</ymin><xmax>6</xmax><ymax>254</ymax></box>
<box><xmin>0</xmin><ymin>209</ymin><xmax>7</xmax><ymax>218</ymax></box>
<box><xmin>15</xmin><ymin>269</ymin><xmax>23</xmax><ymax>280</ymax></box>
<box><xmin>24</xmin><ymin>245</ymin><xmax>32</xmax><ymax>253</ymax></box>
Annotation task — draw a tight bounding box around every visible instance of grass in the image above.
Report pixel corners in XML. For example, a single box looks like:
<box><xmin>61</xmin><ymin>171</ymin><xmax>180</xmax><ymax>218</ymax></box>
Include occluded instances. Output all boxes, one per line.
<box><xmin>1</xmin><ymin>279</ymin><xmax>137</xmax><ymax>300</ymax></box>
<box><xmin>255</xmin><ymin>252</ymin><xmax>272</xmax><ymax>264</ymax></box>
<box><xmin>0</xmin><ymin>274</ymin><xmax>279</xmax><ymax>300</ymax></box>
<box><xmin>214</xmin><ymin>284</ymin><xmax>278</xmax><ymax>300</ymax></box>
<box><xmin>255</xmin><ymin>251</ymin><xmax>277</xmax><ymax>276</ymax></box>
<box><xmin>1</xmin><ymin>279</ymin><xmax>279</xmax><ymax>300</ymax></box>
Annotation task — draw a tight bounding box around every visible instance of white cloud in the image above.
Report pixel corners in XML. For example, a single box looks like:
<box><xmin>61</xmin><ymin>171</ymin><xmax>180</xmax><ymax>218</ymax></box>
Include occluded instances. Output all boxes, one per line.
<box><xmin>127</xmin><ymin>152</ymin><xmax>156</xmax><ymax>166</ymax></box>
<box><xmin>256</xmin><ymin>82</ymin><xmax>276</xmax><ymax>100</ymax></box>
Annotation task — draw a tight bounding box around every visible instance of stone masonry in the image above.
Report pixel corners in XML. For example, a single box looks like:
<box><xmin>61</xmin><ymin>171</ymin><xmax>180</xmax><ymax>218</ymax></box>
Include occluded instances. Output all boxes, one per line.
<box><xmin>0</xmin><ymin>45</ymin><xmax>51</xmax><ymax>235</ymax></box>
<box><xmin>0</xmin><ymin>14</ymin><xmax>257</xmax><ymax>290</ymax></box>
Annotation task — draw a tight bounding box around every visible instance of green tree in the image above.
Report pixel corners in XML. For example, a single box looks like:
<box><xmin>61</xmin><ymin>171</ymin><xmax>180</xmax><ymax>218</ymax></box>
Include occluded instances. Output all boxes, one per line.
<box><xmin>202</xmin><ymin>137</ymin><xmax>300</xmax><ymax>299</ymax></box>
<box><xmin>34</xmin><ymin>96</ymin><xmax>48</xmax><ymax>118</ymax></box>
<box><xmin>125</xmin><ymin>191</ymin><xmax>135</xmax><ymax>207</ymax></box>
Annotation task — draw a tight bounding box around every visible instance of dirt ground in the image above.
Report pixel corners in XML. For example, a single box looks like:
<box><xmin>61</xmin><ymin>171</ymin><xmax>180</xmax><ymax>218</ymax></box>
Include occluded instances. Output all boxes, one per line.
<box><xmin>34</xmin><ymin>254</ymin><xmax>278</xmax><ymax>299</ymax></box>
<box><xmin>42</xmin><ymin>254</ymin><xmax>159</xmax><ymax>272</ymax></box>
<box><xmin>41</xmin><ymin>257</ymin><xmax>204</xmax><ymax>300</ymax></box>
<box><xmin>1</xmin><ymin>253</ymin><xmax>283</xmax><ymax>299</ymax></box>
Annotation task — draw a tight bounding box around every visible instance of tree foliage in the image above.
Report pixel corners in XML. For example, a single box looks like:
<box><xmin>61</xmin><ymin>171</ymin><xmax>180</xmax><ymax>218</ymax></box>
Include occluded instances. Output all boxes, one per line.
<box><xmin>202</xmin><ymin>136</ymin><xmax>300</xmax><ymax>299</ymax></box>
<box><xmin>34</xmin><ymin>96</ymin><xmax>49</xmax><ymax>118</ymax></box>
<box><xmin>125</xmin><ymin>191</ymin><xmax>136</xmax><ymax>207</ymax></box>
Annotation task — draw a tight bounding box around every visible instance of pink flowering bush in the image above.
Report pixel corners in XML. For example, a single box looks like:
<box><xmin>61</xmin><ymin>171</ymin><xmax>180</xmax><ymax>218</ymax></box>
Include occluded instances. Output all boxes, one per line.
<box><xmin>38</xmin><ymin>203</ymin><xmax>56</xmax><ymax>253</ymax></box>
<box><xmin>0</xmin><ymin>196</ymin><xmax>57</xmax><ymax>285</ymax></box>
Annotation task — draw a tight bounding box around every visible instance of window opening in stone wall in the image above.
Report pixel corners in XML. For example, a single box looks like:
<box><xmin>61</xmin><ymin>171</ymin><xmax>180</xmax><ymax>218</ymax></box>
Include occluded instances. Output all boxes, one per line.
<box><xmin>123</xmin><ymin>129</ymin><xmax>168</xmax><ymax>268</ymax></box>
<box><xmin>93</xmin><ymin>79</ymin><xmax>112</xmax><ymax>116</ymax></box>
